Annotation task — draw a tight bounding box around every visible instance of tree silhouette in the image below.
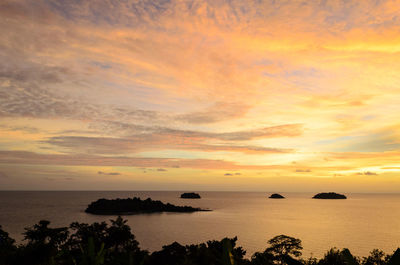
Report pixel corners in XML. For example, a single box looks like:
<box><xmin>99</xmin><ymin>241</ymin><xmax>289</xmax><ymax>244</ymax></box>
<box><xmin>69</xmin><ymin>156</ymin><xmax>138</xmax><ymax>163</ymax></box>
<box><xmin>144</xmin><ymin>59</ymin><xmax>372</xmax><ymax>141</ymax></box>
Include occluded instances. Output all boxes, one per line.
<box><xmin>362</xmin><ymin>249</ymin><xmax>387</xmax><ymax>265</ymax></box>
<box><xmin>106</xmin><ymin>216</ymin><xmax>139</xmax><ymax>252</ymax></box>
<box><xmin>265</xmin><ymin>235</ymin><xmax>303</xmax><ymax>264</ymax></box>
<box><xmin>318</xmin><ymin>248</ymin><xmax>359</xmax><ymax>265</ymax></box>
<box><xmin>21</xmin><ymin>220</ymin><xmax>69</xmax><ymax>265</ymax></box>
<box><xmin>388</xmin><ymin>248</ymin><xmax>400</xmax><ymax>265</ymax></box>
<box><xmin>0</xmin><ymin>225</ymin><xmax>16</xmax><ymax>265</ymax></box>
<box><xmin>2</xmin><ymin>218</ymin><xmax>400</xmax><ymax>265</ymax></box>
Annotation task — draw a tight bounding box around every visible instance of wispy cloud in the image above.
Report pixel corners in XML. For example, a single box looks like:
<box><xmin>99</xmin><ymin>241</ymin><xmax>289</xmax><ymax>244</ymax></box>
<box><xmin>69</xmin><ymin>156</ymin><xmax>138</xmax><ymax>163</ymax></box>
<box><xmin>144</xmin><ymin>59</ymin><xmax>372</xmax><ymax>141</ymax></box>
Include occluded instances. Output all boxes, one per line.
<box><xmin>357</xmin><ymin>171</ymin><xmax>378</xmax><ymax>176</ymax></box>
<box><xmin>178</xmin><ymin>102</ymin><xmax>251</xmax><ymax>124</ymax></box>
<box><xmin>295</xmin><ymin>169</ymin><xmax>312</xmax><ymax>173</ymax></box>
<box><xmin>42</xmin><ymin>125</ymin><xmax>298</xmax><ymax>154</ymax></box>
<box><xmin>0</xmin><ymin>150</ymin><xmax>277</xmax><ymax>170</ymax></box>
<box><xmin>98</xmin><ymin>171</ymin><xmax>121</xmax><ymax>176</ymax></box>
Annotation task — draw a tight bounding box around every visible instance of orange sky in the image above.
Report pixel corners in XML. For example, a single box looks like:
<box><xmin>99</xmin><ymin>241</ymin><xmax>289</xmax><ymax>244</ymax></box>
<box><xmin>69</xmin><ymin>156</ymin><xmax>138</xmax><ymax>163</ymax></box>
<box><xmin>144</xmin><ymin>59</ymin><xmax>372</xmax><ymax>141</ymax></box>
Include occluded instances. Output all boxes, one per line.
<box><xmin>1</xmin><ymin>0</ymin><xmax>400</xmax><ymax>191</ymax></box>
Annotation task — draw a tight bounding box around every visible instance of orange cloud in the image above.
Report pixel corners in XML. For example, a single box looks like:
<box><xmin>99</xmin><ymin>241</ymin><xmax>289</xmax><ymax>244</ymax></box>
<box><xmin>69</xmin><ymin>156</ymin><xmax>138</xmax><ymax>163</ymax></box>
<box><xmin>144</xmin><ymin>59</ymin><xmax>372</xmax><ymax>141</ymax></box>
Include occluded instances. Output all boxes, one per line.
<box><xmin>1</xmin><ymin>0</ymin><xmax>400</xmax><ymax>190</ymax></box>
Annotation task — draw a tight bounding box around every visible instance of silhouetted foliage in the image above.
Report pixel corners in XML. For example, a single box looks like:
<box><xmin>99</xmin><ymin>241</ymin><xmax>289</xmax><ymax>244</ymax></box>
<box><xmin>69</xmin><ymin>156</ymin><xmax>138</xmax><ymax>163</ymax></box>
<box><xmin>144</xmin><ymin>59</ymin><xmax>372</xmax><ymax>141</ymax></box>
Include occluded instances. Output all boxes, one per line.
<box><xmin>66</xmin><ymin>216</ymin><xmax>146</xmax><ymax>265</ymax></box>
<box><xmin>147</xmin><ymin>241</ymin><xmax>187</xmax><ymax>265</ymax></box>
<box><xmin>74</xmin><ymin>237</ymin><xmax>105</xmax><ymax>265</ymax></box>
<box><xmin>251</xmin><ymin>251</ymin><xmax>275</xmax><ymax>265</ymax></box>
<box><xmin>318</xmin><ymin>248</ymin><xmax>359</xmax><ymax>265</ymax></box>
<box><xmin>303</xmin><ymin>257</ymin><xmax>318</xmax><ymax>265</ymax></box>
<box><xmin>146</xmin><ymin>237</ymin><xmax>247</xmax><ymax>265</ymax></box>
<box><xmin>362</xmin><ymin>249</ymin><xmax>388</xmax><ymax>265</ymax></box>
<box><xmin>1</xmin><ymin>219</ymin><xmax>400</xmax><ymax>265</ymax></box>
<box><xmin>387</xmin><ymin>248</ymin><xmax>400</xmax><ymax>265</ymax></box>
<box><xmin>68</xmin><ymin>221</ymin><xmax>108</xmax><ymax>251</ymax></box>
<box><xmin>0</xmin><ymin>225</ymin><xmax>16</xmax><ymax>265</ymax></box>
<box><xmin>0</xmin><ymin>226</ymin><xmax>15</xmax><ymax>248</ymax></box>
<box><xmin>265</xmin><ymin>235</ymin><xmax>303</xmax><ymax>264</ymax></box>
<box><xmin>18</xmin><ymin>220</ymin><xmax>69</xmax><ymax>265</ymax></box>
<box><xmin>250</xmin><ymin>235</ymin><xmax>303</xmax><ymax>265</ymax></box>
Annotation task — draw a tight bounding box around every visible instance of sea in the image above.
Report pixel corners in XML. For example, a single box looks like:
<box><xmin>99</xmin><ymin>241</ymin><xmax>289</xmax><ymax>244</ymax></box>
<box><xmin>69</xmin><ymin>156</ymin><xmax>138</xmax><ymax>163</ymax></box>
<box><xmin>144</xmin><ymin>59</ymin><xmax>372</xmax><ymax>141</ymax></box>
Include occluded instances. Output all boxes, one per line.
<box><xmin>1</xmin><ymin>191</ymin><xmax>400</xmax><ymax>258</ymax></box>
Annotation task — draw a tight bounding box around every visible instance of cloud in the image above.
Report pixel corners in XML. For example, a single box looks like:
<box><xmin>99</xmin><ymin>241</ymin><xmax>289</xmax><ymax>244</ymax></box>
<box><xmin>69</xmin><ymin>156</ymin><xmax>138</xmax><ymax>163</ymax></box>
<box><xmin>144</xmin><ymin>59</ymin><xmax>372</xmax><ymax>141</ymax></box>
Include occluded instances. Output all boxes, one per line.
<box><xmin>0</xmin><ymin>150</ymin><xmax>299</xmax><ymax>170</ymax></box>
<box><xmin>83</xmin><ymin>119</ymin><xmax>302</xmax><ymax>142</ymax></box>
<box><xmin>0</xmin><ymin>125</ymin><xmax>39</xmax><ymax>134</ymax></box>
<box><xmin>0</xmin><ymin>1</ymin><xmax>56</xmax><ymax>24</ymax></box>
<box><xmin>42</xmin><ymin>125</ymin><xmax>297</xmax><ymax>154</ymax></box>
<box><xmin>328</xmin><ymin>132</ymin><xmax>400</xmax><ymax>153</ymax></box>
<box><xmin>326</xmin><ymin>151</ymin><xmax>400</xmax><ymax>169</ymax></box>
<box><xmin>0</xmin><ymin>84</ymin><xmax>163</xmax><ymax>122</ymax></box>
<box><xmin>224</xmin><ymin>172</ymin><xmax>241</xmax><ymax>176</ymax></box>
<box><xmin>2</xmin><ymin>0</ymin><xmax>400</xmax><ymax>191</ymax></box>
<box><xmin>295</xmin><ymin>169</ymin><xmax>312</xmax><ymax>173</ymax></box>
<box><xmin>0</xmin><ymin>63</ymin><xmax>67</xmax><ymax>84</ymax></box>
<box><xmin>97</xmin><ymin>120</ymin><xmax>303</xmax><ymax>140</ymax></box>
<box><xmin>357</xmin><ymin>171</ymin><xmax>378</xmax><ymax>176</ymax></box>
<box><xmin>98</xmin><ymin>171</ymin><xmax>121</xmax><ymax>176</ymax></box>
<box><xmin>178</xmin><ymin>101</ymin><xmax>250</xmax><ymax>123</ymax></box>
<box><xmin>213</xmin><ymin>124</ymin><xmax>303</xmax><ymax>141</ymax></box>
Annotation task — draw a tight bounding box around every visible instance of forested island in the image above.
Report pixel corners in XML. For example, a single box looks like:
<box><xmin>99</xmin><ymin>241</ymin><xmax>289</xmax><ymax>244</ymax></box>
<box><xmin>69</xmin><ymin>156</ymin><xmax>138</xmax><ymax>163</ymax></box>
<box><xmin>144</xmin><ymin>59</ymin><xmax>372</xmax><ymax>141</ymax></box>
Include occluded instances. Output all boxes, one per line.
<box><xmin>269</xmin><ymin>193</ymin><xmax>285</xmax><ymax>199</ymax></box>
<box><xmin>85</xmin><ymin>197</ymin><xmax>208</xmax><ymax>215</ymax></box>
<box><xmin>180</xmin><ymin>192</ymin><xmax>201</xmax><ymax>199</ymax></box>
<box><xmin>0</xmin><ymin>218</ymin><xmax>399</xmax><ymax>265</ymax></box>
<box><xmin>312</xmin><ymin>192</ymin><xmax>347</xmax><ymax>199</ymax></box>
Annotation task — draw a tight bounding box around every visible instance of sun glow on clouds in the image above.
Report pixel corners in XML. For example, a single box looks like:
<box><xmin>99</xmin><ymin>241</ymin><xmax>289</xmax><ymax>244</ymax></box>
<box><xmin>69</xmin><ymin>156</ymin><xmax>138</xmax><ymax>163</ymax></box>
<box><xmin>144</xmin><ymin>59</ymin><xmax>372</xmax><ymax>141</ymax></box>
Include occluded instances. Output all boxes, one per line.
<box><xmin>1</xmin><ymin>0</ymin><xmax>400</xmax><ymax>191</ymax></box>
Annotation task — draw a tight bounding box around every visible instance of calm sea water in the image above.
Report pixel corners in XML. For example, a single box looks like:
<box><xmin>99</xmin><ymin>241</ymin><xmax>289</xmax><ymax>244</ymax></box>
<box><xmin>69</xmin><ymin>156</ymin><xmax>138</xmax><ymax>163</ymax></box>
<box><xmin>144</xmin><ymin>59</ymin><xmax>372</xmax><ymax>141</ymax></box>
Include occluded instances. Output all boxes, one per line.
<box><xmin>1</xmin><ymin>191</ymin><xmax>400</xmax><ymax>258</ymax></box>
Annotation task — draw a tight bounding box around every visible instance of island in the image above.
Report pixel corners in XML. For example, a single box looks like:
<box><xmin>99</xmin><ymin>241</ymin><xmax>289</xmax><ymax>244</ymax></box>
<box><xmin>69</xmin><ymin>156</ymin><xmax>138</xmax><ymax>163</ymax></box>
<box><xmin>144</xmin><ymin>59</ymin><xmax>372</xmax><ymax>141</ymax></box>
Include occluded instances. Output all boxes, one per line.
<box><xmin>269</xmin><ymin>193</ymin><xmax>285</xmax><ymax>199</ymax></box>
<box><xmin>85</xmin><ymin>197</ymin><xmax>209</xmax><ymax>215</ymax></box>
<box><xmin>180</xmin><ymin>192</ymin><xmax>201</xmax><ymax>199</ymax></box>
<box><xmin>312</xmin><ymin>192</ymin><xmax>347</xmax><ymax>199</ymax></box>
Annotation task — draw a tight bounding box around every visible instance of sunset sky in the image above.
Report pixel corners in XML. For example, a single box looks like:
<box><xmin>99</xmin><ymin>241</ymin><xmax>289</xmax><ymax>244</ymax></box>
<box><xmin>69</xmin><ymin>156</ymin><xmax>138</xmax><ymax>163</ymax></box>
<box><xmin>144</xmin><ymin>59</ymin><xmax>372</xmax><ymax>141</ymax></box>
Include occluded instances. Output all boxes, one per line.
<box><xmin>1</xmin><ymin>0</ymin><xmax>400</xmax><ymax>191</ymax></box>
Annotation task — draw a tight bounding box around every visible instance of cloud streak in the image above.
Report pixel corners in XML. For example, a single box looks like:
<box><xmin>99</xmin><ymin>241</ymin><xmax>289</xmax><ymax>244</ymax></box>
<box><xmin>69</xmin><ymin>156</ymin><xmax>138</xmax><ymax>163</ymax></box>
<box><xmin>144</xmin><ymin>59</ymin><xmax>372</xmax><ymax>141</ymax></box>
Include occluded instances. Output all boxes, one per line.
<box><xmin>0</xmin><ymin>150</ymin><xmax>277</xmax><ymax>170</ymax></box>
<box><xmin>98</xmin><ymin>171</ymin><xmax>121</xmax><ymax>176</ymax></box>
<box><xmin>42</xmin><ymin>124</ymin><xmax>299</xmax><ymax>154</ymax></box>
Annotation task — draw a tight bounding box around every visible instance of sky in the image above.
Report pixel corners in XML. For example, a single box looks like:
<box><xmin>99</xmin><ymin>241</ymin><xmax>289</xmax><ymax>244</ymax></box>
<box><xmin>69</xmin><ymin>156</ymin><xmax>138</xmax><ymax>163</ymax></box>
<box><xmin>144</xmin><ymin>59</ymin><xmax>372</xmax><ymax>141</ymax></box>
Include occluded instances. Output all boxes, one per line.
<box><xmin>1</xmin><ymin>0</ymin><xmax>400</xmax><ymax>191</ymax></box>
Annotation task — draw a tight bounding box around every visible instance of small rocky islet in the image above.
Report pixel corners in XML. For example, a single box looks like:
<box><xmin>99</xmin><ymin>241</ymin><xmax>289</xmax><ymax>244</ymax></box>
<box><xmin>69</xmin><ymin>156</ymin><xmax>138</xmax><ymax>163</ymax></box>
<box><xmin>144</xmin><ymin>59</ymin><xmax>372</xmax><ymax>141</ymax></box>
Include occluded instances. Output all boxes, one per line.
<box><xmin>269</xmin><ymin>193</ymin><xmax>285</xmax><ymax>199</ymax></box>
<box><xmin>85</xmin><ymin>197</ymin><xmax>209</xmax><ymax>215</ymax></box>
<box><xmin>312</xmin><ymin>192</ymin><xmax>347</xmax><ymax>199</ymax></box>
<box><xmin>180</xmin><ymin>192</ymin><xmax>201</xmax><ymax>199</ymax></box>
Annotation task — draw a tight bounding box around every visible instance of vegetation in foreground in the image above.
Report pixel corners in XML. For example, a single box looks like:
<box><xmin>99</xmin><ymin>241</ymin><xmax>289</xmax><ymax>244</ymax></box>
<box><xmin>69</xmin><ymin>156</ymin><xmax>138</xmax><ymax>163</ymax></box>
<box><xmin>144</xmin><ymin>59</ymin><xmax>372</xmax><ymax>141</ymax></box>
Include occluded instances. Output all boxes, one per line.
<box><xmin>0</xmin><ymin>217</ymin><xmax>399</xmax><ymax>265</ymax></box>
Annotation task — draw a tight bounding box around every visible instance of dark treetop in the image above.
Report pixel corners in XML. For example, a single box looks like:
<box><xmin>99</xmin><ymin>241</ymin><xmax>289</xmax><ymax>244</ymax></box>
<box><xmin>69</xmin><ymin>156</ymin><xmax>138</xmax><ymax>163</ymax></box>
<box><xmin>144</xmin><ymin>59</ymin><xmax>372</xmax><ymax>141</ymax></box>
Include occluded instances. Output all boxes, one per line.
<box><xmin>0</xmin><ymin>216</ymin><xmax>400</xmax><ymax>265</ymax></box>
<box><xmin>269</xmin><ymin>193</ymin><xmax>285</xmax><ymax>199</ymax></box>
<box><xmin>180</xmin><ymin>192</ymin><xmax>201</xmax><ymax>199</ymax></box>
<box><xmin>85</xmin><ymin>197</ymin><xmax>209</xmax><ymax>215</ymax></box>
<box><xmin>3</xmin><ymin>219</ymin><xmax>400</xmax><ymax>265</ymax></box>
<box><xmin>312</xmin><ymin>192</ymin><xmax>347</xmax><ymax>199</ymax></box>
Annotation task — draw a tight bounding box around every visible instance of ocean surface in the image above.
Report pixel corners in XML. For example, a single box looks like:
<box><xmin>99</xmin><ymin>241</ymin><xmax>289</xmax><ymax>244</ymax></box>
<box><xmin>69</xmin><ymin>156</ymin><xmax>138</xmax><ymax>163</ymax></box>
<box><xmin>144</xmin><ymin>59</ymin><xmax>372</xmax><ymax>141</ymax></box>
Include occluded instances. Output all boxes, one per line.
<box><xmin>1</xmin><ymin>191</ymin><xmax>400</xmax><ymax>258</ymax></box>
